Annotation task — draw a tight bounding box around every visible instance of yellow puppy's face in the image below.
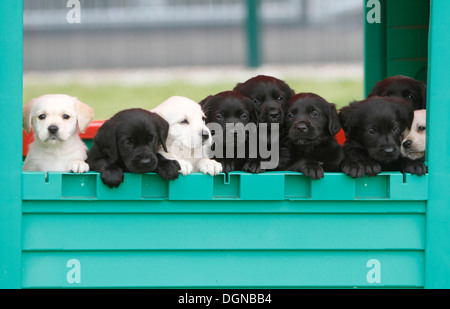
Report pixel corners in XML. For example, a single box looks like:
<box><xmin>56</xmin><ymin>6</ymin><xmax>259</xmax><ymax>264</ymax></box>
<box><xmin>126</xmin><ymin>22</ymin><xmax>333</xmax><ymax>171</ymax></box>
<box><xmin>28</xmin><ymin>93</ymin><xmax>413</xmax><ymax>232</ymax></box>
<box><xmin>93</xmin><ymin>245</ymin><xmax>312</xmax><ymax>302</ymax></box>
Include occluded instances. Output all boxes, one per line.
<box><xmin>23</xmin><ymin>94</ymin><xmax>94</xmax><ymax>144</ymax></box>
<box><xmin>401</xmin><ymin>109</ymin><xmax>426</xmax><ymax>160</ymax></box>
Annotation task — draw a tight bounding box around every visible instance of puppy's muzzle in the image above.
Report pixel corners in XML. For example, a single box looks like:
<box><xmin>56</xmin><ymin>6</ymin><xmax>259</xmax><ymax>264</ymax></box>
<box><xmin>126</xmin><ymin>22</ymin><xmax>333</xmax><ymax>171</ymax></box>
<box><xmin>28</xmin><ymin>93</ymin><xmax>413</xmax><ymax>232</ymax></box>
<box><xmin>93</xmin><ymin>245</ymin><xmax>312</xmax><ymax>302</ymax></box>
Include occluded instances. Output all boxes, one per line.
<box><xmin>402</xmin><ymin>140</ymin><xmax>412</xmax><ymax>149</ymax></box>
<box><xmin>201</xmin><ymin>130</ymin><xmax>210</xmax><ymax>144</ymax></box>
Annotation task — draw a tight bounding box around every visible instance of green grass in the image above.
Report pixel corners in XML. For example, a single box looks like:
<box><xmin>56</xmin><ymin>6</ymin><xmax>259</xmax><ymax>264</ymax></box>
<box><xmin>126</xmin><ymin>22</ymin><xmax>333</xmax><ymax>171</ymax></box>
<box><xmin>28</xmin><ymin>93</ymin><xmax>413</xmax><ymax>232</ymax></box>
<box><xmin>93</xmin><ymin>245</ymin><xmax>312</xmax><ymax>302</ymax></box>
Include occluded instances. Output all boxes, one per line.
<box><xmin>23</xmin><ymin>78</ymin><xmax>364</xmax><ymax>120</ymax></box>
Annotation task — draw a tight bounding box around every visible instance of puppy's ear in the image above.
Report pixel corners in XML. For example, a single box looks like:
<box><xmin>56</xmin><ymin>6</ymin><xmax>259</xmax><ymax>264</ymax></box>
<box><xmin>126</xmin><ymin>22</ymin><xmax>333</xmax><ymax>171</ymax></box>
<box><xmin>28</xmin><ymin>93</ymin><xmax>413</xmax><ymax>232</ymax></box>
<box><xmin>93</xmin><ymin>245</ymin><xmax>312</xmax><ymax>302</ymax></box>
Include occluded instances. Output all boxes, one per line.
<box><xmin>74</xmin><ymin>98</ymin><xmax>94</xmax><ymax>133</ymax></box>
<box><xmin>339</xmin><ymin>101</ymin><xmax>362</xmax><ymax>138</ymax></box>
<box><xmin>199</xmin><ymin>95</ymin><xmax>213</xmax><ymax>121</ymax></box>
<box><xmin>23</xmin><ymin>98</ymin><xmax>37</xmax><ymax>134</ymax></box>
<box><xmin>243</xmin><ymin>96</ymin><xmax>259</xmax><ymax>124</ymax></box>
<box><xmin>327</xmin><ymin>103</ymin><xmax>342</xmax><ymax>136</ymax></box>
<box><xmin>155</xmin><ymin>115</ymin><xmax>169</xmax><ymax>153</ymax></box>
<box><xmin>395</xmin><ymin>99</ymin><xmax>414</xmax><ymax>130</ymax></box>
<box><xmin>419</xmin><ymin>81</ymin><xmax>427</xmax><ymax>109</ymax></box>
<box><xmin>94</xmin><ymin>120</ymin><xmax>119</xmax><ymax>162</ymax></box>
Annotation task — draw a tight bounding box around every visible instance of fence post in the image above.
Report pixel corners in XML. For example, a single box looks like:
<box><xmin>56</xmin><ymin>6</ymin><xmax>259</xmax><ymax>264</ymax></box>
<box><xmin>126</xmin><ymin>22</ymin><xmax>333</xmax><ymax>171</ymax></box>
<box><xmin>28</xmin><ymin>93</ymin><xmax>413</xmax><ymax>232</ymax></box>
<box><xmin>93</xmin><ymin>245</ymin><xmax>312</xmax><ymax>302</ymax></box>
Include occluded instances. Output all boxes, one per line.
<box><xmin>425</xmin><ymin>0</ymin><xmax>450</xmax><ymax>289</ymax></box>
<box><xmin>246</xmin><ymin>0</ymin><xmax>261</xmax><ymax>68</ymax></box>
<box><xmin>0</xmin><ymin>1</ymin><xmax>23</xmax><ymax>289</ymax></box>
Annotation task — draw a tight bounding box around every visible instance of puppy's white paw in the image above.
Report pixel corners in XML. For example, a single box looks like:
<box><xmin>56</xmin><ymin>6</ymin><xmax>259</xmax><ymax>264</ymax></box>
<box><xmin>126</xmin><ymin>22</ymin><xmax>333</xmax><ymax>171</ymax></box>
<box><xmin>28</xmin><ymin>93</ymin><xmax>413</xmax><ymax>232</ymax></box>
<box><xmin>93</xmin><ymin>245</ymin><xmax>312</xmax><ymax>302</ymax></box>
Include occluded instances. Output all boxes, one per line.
<box><xmin>198</xmin><ymin>159</ymin><xmax>223</xmax><ymax>176</ymax></box>
<box><xmin>177</xmin><ymin>159</ymin><xmax>193</xmax><ymax>176</ymax></box>
<box><xmin>69</xmin><ymin>160</ymin><xmax>90</xmax><ymax>174</ymax></box>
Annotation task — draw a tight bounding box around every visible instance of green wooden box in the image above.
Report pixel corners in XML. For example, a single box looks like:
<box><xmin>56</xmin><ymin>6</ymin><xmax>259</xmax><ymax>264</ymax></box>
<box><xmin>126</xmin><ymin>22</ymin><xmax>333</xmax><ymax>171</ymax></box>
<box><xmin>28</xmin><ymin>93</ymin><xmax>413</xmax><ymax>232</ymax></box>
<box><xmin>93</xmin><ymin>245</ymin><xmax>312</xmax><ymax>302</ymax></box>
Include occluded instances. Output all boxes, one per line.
<box><xmin>1</xmin><ymin>0</ymin><xmax>450</xmax><ymax>289</ymax></box>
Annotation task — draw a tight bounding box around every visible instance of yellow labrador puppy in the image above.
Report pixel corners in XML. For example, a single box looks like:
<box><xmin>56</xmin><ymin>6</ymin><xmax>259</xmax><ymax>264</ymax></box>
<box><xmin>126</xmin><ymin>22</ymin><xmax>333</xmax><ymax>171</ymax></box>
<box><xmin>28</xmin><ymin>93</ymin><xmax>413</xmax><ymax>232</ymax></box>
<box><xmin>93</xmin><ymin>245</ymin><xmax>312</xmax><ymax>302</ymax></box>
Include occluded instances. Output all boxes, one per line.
<box><xmin>23</xmin><ymin>94</ymin><xmax>94</xmax><ymax>173</ymax></box>
<box><xmin>151</xmin><ymin>96</ymin><xmax>222</xmax><ymax>176</ymax></box>
<box><xmin>401</xmin><ymin>109</ymin><xmax>426</xmax><ymax>161</ymax></box>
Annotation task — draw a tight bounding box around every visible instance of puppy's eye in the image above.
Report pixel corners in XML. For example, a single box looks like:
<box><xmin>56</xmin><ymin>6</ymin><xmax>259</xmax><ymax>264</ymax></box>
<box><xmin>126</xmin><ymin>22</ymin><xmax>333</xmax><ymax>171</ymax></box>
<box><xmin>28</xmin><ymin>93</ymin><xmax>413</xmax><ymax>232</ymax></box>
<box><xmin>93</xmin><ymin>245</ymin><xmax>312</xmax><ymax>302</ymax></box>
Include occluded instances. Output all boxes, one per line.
<box><xmin>310</xmin><ymin>111</ymin><xmax>319</xmax><ymax>117</ymax></box>
<box><xmin>368</xmin><ymin>128</ymin><xmax>377</xmax><ymax>135</ymax></box>
<box><xmin>407</xmin><ymin>94</ymin><xmax>415</xmax><ymax>100</ymax></box>
<box><xmin>215</xmin><ymin>114</ymin><xmax>224</xmax><ymax>120</ymax></box>
<box><xmin>287</xmin><ymin>113</ymin><xmax>294</xmax><ymax>119</ymax></box>
<box><xmin>125</xmin><ymin>138</ymin><xmax>134</xmax><ymax>147</ymax></box>
<box><xmin>38</xmin><ymin>114</ymin><xmax>46</xmax><ymax>120</ymax></box>
<box><xmin>277</xmin><ymin>96</ymin><xmax>284</xmax><ymax>101</ymax></box>
<box><xmin>62</xmin><ymin>114</ymin><xmax>70</xmax><ymax>120</ymax></box>
<box><xmin>180</xmin><ymin>119</ymin><xmax>189</xmax><ymax>125</ymax></box>
<box><xmin>418</xmin><ymin>126</ymin><xmax>426</xmax><ymax>132</ymax></box>
<box><xmin>240</xmin><ymin>113</ymin><xmax>248</xmax><ymax>120</ymax></box>
<box><xmin>392</xmin><ymin>126</ymin><xmax>399</xmax><ymax>134</ymax></box>
<box><xmin>253</xmin><ymin>98</ymin><xmax>261</xmax><ymax>105</ymax></box>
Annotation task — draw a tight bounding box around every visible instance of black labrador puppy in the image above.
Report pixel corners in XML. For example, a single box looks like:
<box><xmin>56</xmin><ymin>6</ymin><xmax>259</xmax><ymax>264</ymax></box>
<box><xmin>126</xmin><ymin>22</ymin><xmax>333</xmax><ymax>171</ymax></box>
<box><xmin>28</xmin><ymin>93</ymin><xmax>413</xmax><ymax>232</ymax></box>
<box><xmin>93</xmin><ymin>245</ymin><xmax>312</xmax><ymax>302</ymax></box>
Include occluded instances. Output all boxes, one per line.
<box><xmin>234</xmin><ymin>75</ymin><xmax>295</xmax><ymax>172</ymax></box>
<box><xmin>278</xmin><ymin>93</ymin><xmax>344</xmax><ymax>179</ymax></box>
<box><xmin>368</xmin><ymin>75</ymin><xmax>427</xmax><ymax>110</ymax></box>
<box><xmin>339</xmin><ymin>96</ymin><xmax>427</xmax><ymax>178</ymax></box>
<box><xmin>87</xmin><ymin>108</ymin><xmax>180</xmax><ymax>188</ymax></box>
<box><xmin>200</xmin><ymin>91</ymin><xmax>259</xmax><ymax>174</ymax></box>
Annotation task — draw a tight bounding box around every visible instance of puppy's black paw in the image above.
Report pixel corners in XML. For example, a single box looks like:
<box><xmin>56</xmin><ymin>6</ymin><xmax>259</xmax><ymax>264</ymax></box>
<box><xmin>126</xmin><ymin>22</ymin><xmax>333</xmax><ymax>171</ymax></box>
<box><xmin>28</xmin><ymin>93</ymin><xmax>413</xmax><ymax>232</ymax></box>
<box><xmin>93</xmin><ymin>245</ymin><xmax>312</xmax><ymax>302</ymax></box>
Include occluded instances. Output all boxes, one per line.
<box><xmin>403</xmin><ymin>160</ymin><xmax>428</xmax><ymax>176</ymax></box>
<box><xmin>222</xmin><ymin>161</ymin><xmax>235</xmax><ymax>174</ymax></box>
<box><xmin>301</xmin><ymin>162</ymin><xmax>324</xmax><ymax>180</ymax></box>
<box><xmin>362</xmin><ymin>160</ymin><xmax>382</xmax><ymax>177</ymax></box>
<box><xmin>341</xmin><ymin>159</ymin><xmax>365</xmax><ymax>178</ymax></box>
<box><xmin>242</xmin><ymin>161</ymin><xmax>264</xmax><ymax>174</ymax></box>
<box><xmin>101</xmin><ymin>165</ymin><xmax>124</xmax><ymax>188</ymax></box>
<box><xmin>157</xmin><ymin>159</ymin><xmax>180</xmax><ymax>181</ymax></box>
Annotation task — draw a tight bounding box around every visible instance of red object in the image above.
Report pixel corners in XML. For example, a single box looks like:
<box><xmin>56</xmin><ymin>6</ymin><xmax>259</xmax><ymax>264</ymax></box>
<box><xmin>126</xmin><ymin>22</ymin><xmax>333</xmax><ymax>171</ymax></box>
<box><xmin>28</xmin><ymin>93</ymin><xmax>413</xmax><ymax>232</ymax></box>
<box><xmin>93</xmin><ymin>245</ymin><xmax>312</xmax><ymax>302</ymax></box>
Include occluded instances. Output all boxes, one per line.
<box><xmin>336</xmin><ymin>128</ymin><xmax>346</xmax><ymax>146</ymax></box>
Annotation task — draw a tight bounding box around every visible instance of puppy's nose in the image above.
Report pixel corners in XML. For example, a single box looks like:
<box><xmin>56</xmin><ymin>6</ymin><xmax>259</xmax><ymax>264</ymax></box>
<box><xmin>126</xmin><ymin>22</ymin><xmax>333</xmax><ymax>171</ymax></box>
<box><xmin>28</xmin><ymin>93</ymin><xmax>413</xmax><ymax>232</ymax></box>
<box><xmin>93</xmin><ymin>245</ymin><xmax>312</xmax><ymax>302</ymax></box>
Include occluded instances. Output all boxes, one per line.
<box><xmin>384</xmin><ymin>147</ymin><xmax>395</xmax><ymax>155</ymax></box>
<box><xmin>269</xmin><ymin>110</ymin><xmax>280</xmax><ymax>119</ymax></box>
<box><xmin>202</xmin><ymin>130</ymin><xmax>210</xmax><ymax>142</ymax></box>
<box><xmin>402</xmin><ymin>140</ymin><xmax>412</xmax><ymax>149</ymax></box>
<box><xmin>295</xmin><ymin>123</ymin><xmax>308</xmax><ymax>133</ymax></box>
<box><xmin>140</xmin><ymin>158</ymin><xmax>151</xmax><ymax>165</ymax></box>
<box><xmin>48</xmin><ymin>125</ymin><xmax>59</xmax><ymax>134</ymax></box>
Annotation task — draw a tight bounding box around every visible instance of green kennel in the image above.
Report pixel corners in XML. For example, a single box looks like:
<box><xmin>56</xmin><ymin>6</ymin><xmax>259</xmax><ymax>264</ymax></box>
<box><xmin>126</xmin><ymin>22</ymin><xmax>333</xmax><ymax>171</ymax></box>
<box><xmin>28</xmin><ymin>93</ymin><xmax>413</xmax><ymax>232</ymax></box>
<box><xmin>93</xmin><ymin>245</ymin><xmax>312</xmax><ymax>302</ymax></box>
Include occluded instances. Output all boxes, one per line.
<box><xmin>1</xmin><ymin>0</ymin><xmax>449</xmax><ymax>288</ymax></box>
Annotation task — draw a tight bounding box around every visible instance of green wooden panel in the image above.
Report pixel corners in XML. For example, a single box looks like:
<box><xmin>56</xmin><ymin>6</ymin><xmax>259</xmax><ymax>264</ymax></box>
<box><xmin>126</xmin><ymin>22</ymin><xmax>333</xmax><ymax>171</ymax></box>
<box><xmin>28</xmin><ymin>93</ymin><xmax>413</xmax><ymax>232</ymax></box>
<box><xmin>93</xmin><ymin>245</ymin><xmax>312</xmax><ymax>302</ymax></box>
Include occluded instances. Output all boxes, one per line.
<box><xmin>22</xmin><ymin>213</ymin><xmax>424</xmax><ymax>251</ymax></box>
<box><xmin>22</xmin><ymin>172</ymin><xmax>428</xmax><ymax>201</ymax></box>
<box><xmin>22</xmin><ymin>200</ymin><xmax>426</xmax><ymax>215</ymax></box>
<box><xmin>387</xmin><ymin>0</ymin><xmax>430</xmax><ymax>26</ymax></box>
<box><xmin>21</xmin><ymin>251</ymin><xmax>424</xmax><ymax>288</ymax></box>
<box><xmin>0</xmin><ymin>1</ymin><xmax>23</xmax><ymax>289</ymax></box>
<box><xmin>424</xmin><ymin>0</ymin><xmax>450</xmax><ymax>289</ymax></box>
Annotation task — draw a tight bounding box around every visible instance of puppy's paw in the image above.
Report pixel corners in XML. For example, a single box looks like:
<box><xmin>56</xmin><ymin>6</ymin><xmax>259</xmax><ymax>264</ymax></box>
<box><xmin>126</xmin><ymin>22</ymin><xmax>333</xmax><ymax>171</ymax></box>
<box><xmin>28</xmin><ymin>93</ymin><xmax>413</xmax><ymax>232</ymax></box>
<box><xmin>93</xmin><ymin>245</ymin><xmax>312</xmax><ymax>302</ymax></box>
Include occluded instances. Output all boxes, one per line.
<box><xmin>222</xmin><ymin>161</ymin><xmax>234</xmax><ymax>174</ymax></box>
<box><xmin>362</xmin><ymin>160</ymin><xmax>382</xmax><ymax>177</ymax></box>
<box><xmin>341</xmin><ymin>159</ymin><xmax>365</xmax><ymax>178</ymax></box>
<box><xmin>403</xmin><ymin>160</ymin><xmax>428</xmax><ymax>176</ymax></box>
<box><xmin>157</xmin><ymin>159</ymin><xmax>180</xmax><ymax>181</ymax></box>
<box><xmin>198</xmin><ymin>159</ymin><xmax>223</xmax><ymax>176</ymax></box>
<box><xmin>242</xmin><ymin>161</ymin><xmax>264</xmax><ymax>174</ymax></box>
<box><xmin>101</xmin><ymin>165</ymin><xmax>124</xmax><ymax>188</ymax></box>
<box><xmin>69</xmin><ymin>160</ymin><xmax>90</xmax><ymax>174</ymax></box>
<box><xmin>177</xmin><ymin>159</ymin><xmax>194</xmax><ymax>176</ymax></box>
<box><xmin>300</xmin><ymin>162</ymin><xmax>324</xmax><ymax>180</ymax></box>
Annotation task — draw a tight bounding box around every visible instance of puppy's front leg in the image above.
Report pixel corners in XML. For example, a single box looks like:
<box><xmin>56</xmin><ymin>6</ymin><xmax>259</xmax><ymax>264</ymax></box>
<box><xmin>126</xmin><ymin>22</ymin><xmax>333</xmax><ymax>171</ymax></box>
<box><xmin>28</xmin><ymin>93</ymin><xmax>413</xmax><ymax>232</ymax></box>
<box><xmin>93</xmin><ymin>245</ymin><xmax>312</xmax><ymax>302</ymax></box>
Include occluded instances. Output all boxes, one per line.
<box><xmin>156</xmin><ymin>153</ymin><xmax>180</xmax><ymax>180</ymax></box>
<box><xmin>69</xmin><ymin>160</ymin><xmax>90</xmax><ymax>174</ymax></box>
<box><xmin>197</xmin><ymin>158</ymin><xmax>223</xmax><ymax>176</ymax></box>
<box><xmin>399</xmin><ymin>157</ymin><xmax>428</xmax><ymax>176</ymax></box>
<box><xmin>288</xmin><ymin>159</ymin><xmax>324</xmax><ymax>180</ymax></box>
<box><xmin>100</xmin><ymin>163</ymin><xmax>124</xmax><ymax>188</ymax></box>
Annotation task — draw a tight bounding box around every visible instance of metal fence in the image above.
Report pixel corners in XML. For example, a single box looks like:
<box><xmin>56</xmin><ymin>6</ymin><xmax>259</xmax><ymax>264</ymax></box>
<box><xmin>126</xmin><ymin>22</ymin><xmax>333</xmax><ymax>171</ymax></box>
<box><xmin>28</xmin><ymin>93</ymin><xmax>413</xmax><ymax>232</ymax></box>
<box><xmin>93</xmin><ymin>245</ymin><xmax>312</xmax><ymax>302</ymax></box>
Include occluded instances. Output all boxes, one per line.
<box><xmin>23</xmin><ymin>0</ymin><xmax>363</xmax><ymax>71</ymax></box>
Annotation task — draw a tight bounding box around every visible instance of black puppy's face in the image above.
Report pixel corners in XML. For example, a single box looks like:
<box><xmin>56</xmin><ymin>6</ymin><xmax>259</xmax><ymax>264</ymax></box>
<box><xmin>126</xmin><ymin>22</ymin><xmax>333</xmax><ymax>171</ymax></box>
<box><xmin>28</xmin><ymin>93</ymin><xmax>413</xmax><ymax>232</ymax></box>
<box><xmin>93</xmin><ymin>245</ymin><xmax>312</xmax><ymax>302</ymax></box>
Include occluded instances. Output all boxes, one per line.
<box><xmin>95</xmin><ymin>108</ymin><xmax>169</xmax><ymax>173</ymax></box>
<box><xmin>368</xmin><ymin>75</ymin><xmax>427</xmax><ymax>110</ymax></box>
<box><xmin>284</xmin><ymin>93</ymin><xmax>341</xmax><ymax>146</ymax></box>
<box><xmin>234</xmin><ymin>75</ymin><xmax>294</xmax><ymax>124</ymax></box>
<box><xmin>340</xmin><ymin>97</ymin><xmax>414</xmax><ymax>163</ymax></box>
<box><xmin>200</xmin><ymin>91</ymin><xmax>257</xmax><ymax>146</ymax></box>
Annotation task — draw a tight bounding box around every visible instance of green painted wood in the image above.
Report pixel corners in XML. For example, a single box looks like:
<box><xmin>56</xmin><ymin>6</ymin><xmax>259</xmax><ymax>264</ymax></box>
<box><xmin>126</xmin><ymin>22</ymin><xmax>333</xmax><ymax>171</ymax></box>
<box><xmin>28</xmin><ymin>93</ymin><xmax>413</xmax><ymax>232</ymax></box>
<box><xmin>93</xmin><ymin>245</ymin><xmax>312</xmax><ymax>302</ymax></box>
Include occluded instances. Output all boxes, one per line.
<box><xmin>22</xmin><ymin>213</ymin><xmax>424</xmax><ymax>251</ymax></box>
<box><xmin>424</xmin><ymin>0</ymin><xmax>450</xmax><ymax>289</ymax></box>
<box><xmin>21</xmin><ymin>251</ymin><xmax>424</xmax><ymax>288</ymax></box>
<box><xmin>22</xmin><ymin>172</ymin><xmax>428</xmax><ymax>201</ymax></box>
<box><xmin>0</xmin><ymin>1</ymin><xmax>23</xmax><ymax>289</ymax></box>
